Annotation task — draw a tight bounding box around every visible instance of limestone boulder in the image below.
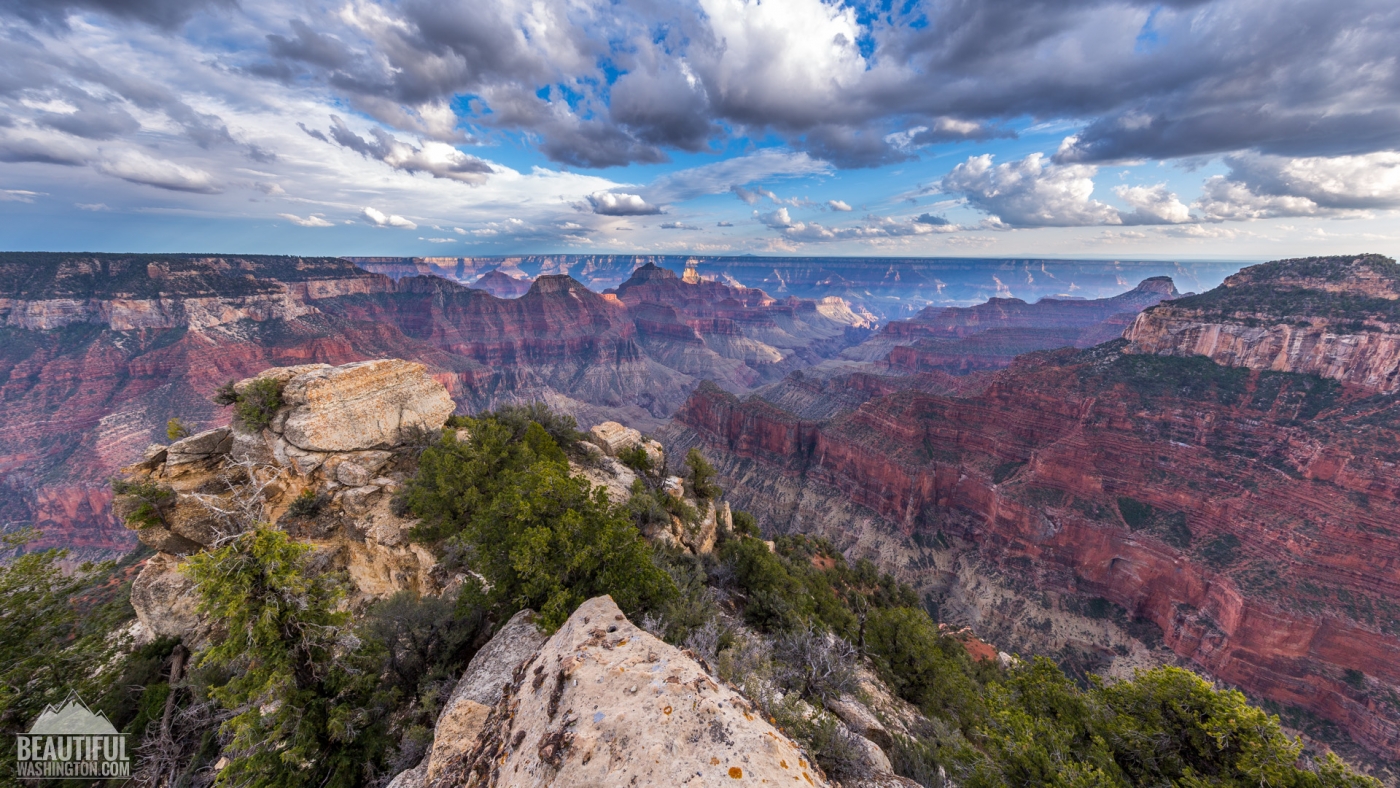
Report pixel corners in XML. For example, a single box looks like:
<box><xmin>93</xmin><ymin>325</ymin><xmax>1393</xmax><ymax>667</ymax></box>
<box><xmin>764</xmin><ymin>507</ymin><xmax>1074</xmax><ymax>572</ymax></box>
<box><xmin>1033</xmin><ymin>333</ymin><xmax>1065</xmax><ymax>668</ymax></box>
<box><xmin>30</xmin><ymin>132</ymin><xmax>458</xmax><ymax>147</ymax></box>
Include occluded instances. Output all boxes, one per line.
<box><xmin>588</xmin><ymin>421</ymin><xmax>642</xmax><ymax>456</ymax></box>
<box><xmin>426</xmin><ymin>595</ymin><xmax>829</xmax><ymax>788</ymax></box>
<box><xmin>165</xmin><ymin>427</ymin><xmax>232</xmax><ymax>465</ymax></box>
<box><xmin>427</xmin><ymin>610</ymin><xmax>548</xmax><ymax>782</ymax></box>
<box><xmin>130</xmin><ymin>553</ymin><xmax>206</xmax><ymax>644</ymax></box>
<box><xmin>278</xmin><ymin>360</ymin><xmax>455</xmax><ymax>452</ymax></box>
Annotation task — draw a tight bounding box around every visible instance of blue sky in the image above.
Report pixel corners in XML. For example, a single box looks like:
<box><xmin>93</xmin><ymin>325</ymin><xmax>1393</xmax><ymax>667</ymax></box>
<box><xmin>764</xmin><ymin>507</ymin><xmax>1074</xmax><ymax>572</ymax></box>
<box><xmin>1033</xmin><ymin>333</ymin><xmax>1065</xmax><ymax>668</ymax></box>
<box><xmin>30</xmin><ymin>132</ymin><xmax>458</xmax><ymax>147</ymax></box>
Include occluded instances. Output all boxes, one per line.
<box><xmin>0</xmin><ymin>0</ymin><xmax>1398</xmax><ymax>259</ymax></box>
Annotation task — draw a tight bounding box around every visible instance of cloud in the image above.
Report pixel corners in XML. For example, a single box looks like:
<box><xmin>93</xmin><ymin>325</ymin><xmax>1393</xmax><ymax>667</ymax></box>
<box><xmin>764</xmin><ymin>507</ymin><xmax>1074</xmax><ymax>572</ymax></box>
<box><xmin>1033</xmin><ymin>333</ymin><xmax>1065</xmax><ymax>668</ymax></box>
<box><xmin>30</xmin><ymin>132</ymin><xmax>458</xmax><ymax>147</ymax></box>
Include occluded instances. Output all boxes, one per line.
<box><xmin>757</xmin><ymin>209</ymin><xmax>961</xmax><ymax>242</ymax></box>
<box><xmin>1</xmin><ymin>0</ymin><xmax>233</xmax><ymax>30</ymax></box>
<box><xmin>659</xmin><ymin>221</ymin><xmax>700</xmax><ymax>230</ymax></box>
<box><xmin>914</xmin><ymin>213</ymin><xmax>949</xmax><ymax>226</ymax></box>
<box><xmin>755</xmin><ymin>208</ymin><xmax>793</xmax><ymax>229</ymax></box>
<box><xmin>0</xmin><ymin>134</ymin><xmax>90</xmax><ymax>166</ymax></box>
<box><xmin>362</xmin><ymin>206</ymin><xmax>417</xmax><ymax>229</ymax></box>
<box><xmin>419</xmin><ymin>236</ymin><xmax>456</xmax><ymax>243</ymax></box>
<box><xmin>75</xmin><ymin>202</ymin><xmax>110</xmax><ymax>210</ymax></box>
<box><xmin>95</xmin><ymin>150</ymin><xmax>221</xmax><ymax>193</ymax></box>
<box><xmin>645</xmin><ymin>150</ymin><xmax>830</xmax><ymax>203</ymax></box>
<box><xmin>1194</xmin><ymin>151</ymin><xmax>1400</xmax><ymax>220</ymax></box>
<box><xmin>827</xmin><ymin>200</ymin><xmax>852</xmax><ymax>212</ymax></box>
<box><xmin>279</xmin><ymin>212</ymin><xmax>334</xmax><ymax>227</ymax></box>
<box><xmin>716</xmin><ymin>220</ymin><xmax>734</xmax><ymax>227</ymax></box>
<box><xmin>315</xmin><ymin>116</ymin><xmax>493</xmax><ymax>184</ymax></box>
<box><xmin>587</xmin><ymin>192</ymin><xmax>661</xmax><ymax>216</ymax></box>
<box><xmin>1115</xmin><ymin>184</ymin><xmax>1192</xmax><ymax>225</ymax></box>
<box><xmin>0</xmin><ymin>189</ymin><xmax>42</xmax><ymax>202</ymax></box>
<box><xmin>941</xmin><ymin>152</ymin><xmax>1120</xmax><ymax>227</ymax></box>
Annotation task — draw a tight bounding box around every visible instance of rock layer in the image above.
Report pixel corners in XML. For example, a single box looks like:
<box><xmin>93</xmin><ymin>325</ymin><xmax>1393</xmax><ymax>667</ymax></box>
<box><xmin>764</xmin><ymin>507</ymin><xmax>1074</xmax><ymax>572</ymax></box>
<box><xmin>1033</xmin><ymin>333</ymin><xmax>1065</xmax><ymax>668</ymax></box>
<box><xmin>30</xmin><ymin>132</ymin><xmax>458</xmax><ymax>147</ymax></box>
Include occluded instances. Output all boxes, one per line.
<box><xmin>1126</xmin><ymin>255</ymin><xmax>1400</xmax><ymax>393</ymax></box>
<box><xmin>665</xmin><ymin>340</ymin><xmax>1400</xmax><ymax>760</ymax></box>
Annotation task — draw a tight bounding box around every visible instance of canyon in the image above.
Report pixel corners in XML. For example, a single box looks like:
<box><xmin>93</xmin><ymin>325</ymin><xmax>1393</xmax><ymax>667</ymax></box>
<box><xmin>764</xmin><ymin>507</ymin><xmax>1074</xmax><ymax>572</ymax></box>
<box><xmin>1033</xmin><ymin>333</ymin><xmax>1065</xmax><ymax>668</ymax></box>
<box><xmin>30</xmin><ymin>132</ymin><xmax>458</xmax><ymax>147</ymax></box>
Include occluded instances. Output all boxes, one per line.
<box><xmin>660</xmin><ymin>254</ymin><xmax>1400</xmax><ymax>768</ymax></box>
<box><xmin>0</xmin><ymin>253</ymin><xmax>866</xmax><ymax>556</ymax></box>
<box><xmin>349</xmin><ymin>255</ymin><xmax>1242</xmax><ymax>320</ymax></box>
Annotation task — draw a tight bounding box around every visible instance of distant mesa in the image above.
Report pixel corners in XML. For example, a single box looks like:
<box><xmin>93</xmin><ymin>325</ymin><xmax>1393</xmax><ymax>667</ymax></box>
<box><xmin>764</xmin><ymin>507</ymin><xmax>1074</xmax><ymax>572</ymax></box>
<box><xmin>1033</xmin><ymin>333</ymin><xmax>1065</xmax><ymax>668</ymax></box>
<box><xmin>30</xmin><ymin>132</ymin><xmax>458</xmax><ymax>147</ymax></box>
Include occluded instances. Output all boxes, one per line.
<box><xmin>470</xmin><ymin>268</ymin><xmax>532</xmax><ymax>298</ymax></box>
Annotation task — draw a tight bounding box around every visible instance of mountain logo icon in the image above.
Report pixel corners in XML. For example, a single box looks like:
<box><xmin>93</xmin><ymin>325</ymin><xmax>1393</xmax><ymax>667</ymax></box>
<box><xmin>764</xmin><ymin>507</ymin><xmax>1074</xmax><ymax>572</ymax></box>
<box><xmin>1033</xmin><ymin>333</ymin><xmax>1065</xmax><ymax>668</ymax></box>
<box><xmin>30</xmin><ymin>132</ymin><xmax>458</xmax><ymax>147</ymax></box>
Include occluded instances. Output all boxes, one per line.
<box><xmin>15</xmin><ymin>691</ymin><xmax>130</xmax><ymax>780</ymax></box>
<box><xmin>27</xmin><ymin>692</ymin><xmax>120</xmax><ymax>736</ymax></box>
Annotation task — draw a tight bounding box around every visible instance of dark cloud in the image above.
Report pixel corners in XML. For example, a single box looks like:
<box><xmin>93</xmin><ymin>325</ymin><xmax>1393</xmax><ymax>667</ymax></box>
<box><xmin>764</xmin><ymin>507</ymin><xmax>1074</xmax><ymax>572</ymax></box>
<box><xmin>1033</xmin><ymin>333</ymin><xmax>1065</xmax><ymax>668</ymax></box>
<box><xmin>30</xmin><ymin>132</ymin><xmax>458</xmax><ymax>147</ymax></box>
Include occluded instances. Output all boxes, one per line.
<box><xmin>267</xmin><ymin>19</ymin><xmax>353</xmax><ymax>70</ymax></box>
<box><xmin>914</xmin><ymin>213</ymin><xmax>950</xmax><ymax>226</ymax></box>
<box><xmin>35</xmin><ymin>97</ymin><xmax>140</xmax><ymax>140</ymax></box>
<box><xmin>0</xmin><ymin>0</ymin><xmax>233</xmax><ymax>29</ymax></box>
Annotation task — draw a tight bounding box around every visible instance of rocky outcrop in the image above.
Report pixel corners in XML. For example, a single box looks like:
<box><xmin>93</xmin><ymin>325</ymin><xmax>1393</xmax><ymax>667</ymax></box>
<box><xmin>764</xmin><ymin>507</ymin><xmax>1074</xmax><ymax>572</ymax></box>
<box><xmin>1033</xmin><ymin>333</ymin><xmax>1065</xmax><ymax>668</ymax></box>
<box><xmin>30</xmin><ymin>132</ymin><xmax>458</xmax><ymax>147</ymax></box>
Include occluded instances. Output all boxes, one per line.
<box><xmin>1126</xmin><ymin>255</ymin><xmax>1400</xmax><ymax>393</ymax></box>
<box><xmin>419</xmin><ymin>596</ymin><xmax>832</xmax><ymax>788</ymax></box>
<box><xmin>112</xmin><ymin>359</ymin><xmax>455</xmax><ymax>642</ymax></box>
<box><xmin>275</xmin><ymin>360</ymin><xmax>457</xmax><ymax>452</ymax></box>
<box><xmin>427</xmin><ymin>610</ymin><xmax>549</xmax><ymax>783</ymax></box>
<box><xmin>665</xmin><ymin>341</ymin><xmax>1400</xmax><ymax>760</ymax></box>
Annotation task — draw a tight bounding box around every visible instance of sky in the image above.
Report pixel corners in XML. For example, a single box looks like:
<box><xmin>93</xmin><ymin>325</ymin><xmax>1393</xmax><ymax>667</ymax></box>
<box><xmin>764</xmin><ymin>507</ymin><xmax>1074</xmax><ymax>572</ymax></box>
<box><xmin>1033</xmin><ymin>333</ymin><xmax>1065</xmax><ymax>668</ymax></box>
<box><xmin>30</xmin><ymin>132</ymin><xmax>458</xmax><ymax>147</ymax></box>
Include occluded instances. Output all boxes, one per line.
<box><xmin>0</xmin><ymin>0</ymin><xmax>1397</xmax><ymax>260</ymax></box>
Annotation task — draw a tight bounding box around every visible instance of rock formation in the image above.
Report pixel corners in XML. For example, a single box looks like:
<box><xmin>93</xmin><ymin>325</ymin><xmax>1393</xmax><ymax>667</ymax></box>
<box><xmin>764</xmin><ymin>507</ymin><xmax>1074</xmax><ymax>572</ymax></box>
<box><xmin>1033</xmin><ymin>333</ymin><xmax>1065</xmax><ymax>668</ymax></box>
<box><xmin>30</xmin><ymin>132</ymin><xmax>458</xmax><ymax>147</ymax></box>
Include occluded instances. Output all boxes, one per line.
<box><xmin>845</xmin><ymin>276</ymin><xmax>1180</xmax><ymax>372</ymax></box>
<box><xmin>113</xmin><ymin>359</ymin><xmax>454</xmax><ymax>643</ymax></box>
<box><xmin>0</xmin><ymin>252</ymin><xmax>871</xmax><ymax>558</ymax></box>
<box><xmin>1126</xmin><ymin>254</ymin><xmax>1400</xmax><ymax>393</ymax></box>
<box><xmin>396</xmin><ymin>595</ymin><xmax>836</xmax><ymax>788</ymax></box>
<box><xmin>663</xmin><ymin>330</ymin><xmax>1400</xmax><ymax>760</ymax></box>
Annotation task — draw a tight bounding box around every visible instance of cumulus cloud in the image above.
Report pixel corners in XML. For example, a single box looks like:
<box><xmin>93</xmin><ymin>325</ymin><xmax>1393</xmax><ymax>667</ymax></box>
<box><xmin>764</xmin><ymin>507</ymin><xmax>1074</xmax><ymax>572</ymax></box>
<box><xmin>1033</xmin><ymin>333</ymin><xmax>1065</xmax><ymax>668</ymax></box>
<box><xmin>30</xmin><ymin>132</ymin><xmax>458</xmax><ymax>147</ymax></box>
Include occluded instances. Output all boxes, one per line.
<box><xmin>279</xmin><ymin>212</ymin><xmax>333</xmax><ymax>227</ymax></box>
<box><xmin>313</xmin><ymin>116</ymin><xmax>493</xmax><ymax>184</ymax></box>
<box><xmin>914</xmin><ymin>213</ymin><xmax>950</xmax><ymax>226</ymax></box>
<box><xmin>827</xmin><ymin>200</ymin><xmax>852</xmax><ymax>212</ymax></box>
<box><xmin>1194</xmin><ymin>151</ymin><xmax>1400</xmax><ymax>220</ymax></box>
<box><xmin>1115</xmin><ymin>184</ymin><xmax>1192</xmax><ymax>225</ymax></box>
<box><xmin>659</xmin><ymin>221</ymin><xmax>700</xmax><ymax>230</ymax></box>
<box><xmin>587</xmin><ymin>192</ymin><xmax>661</xmax><ymax>216</ymax></box>
<box><xmin>362</xmin><ymin>206</ymin><xmax>417</xmax><ymax>229</ymax></box>
<box><xmin>941</xmin><ymin>153</ymin><xmax>1119</xmax><ymax>227</ymax></box>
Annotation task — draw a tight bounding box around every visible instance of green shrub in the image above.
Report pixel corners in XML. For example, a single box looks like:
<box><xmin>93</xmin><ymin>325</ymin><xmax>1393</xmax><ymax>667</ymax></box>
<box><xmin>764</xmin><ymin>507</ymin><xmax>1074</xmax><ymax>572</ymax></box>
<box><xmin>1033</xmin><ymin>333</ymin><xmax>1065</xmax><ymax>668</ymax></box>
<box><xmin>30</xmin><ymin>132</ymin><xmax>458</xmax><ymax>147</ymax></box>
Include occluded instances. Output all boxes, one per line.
<box><xmin>187</xmin><ymin>526</ymin><xmax>387</xmax><ymax>788</ymax></box>
<box><xmin>287</xmin><ymin>489</ymin><xmax>326</xmax><ymax>517</ymax></box>
<box><xmin>1200</xmin><ymin>533</ymin><xmax>1242</xmax><ymax>568</ymax></box>
<box><xmin>111</xmin><ymin>478</ymin><xmax>175</xmax><ymax>527</ymax></box>
<box><xmin>618</xmin><ymin>444</ymin><xmax>652</xmax><ymax>474</ymax></box>
<box><xmin>233</xmin><ymin>377</ymin><xmax>284</xmax><ymax>432</ymax></box>
<box><xmin>686</xmin><ymin>448</ymin><xmax>722</xmax><ymax>501</ymax></box>
<box><xmin>166</xmin><ymin>417</ymin><xmax>192</xmax><ymax>441</ymax></box>
<box><xmin>405</xmin><ymin>411</ymin><xmax>675</xmax><ymax>630</ymax></box>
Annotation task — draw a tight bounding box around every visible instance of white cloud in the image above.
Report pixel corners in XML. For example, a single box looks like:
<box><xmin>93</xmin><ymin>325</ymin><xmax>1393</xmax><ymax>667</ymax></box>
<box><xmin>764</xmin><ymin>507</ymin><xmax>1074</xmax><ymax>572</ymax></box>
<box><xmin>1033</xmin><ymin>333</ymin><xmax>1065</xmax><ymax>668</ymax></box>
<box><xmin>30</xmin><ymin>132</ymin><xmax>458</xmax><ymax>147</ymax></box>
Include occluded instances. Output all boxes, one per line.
<box><xmin>279</xmin><ymin>212</ymin><xmax>334</xmax><ymax>227</ymax></box>
<box><xmin>827</xmin><ymin>199</ymin><xmax>852</xmax><ymax>211</ymax></box>
<box><xmin>419</xmin><ymin>236</ymin><xmax>457</xmax><ymax>243</ymax></box>
<box><xmin>1195</xmin><ymin>152</ymin><xmax>1400</xmax><ymax>221</ymax></box>
<box><xmin>362</xmin><ymin>206</ymin><xmax>418</xmax><ymax>229</ymax></box>
<box><xmin>94</xmin><ymin>150</ymin><xmax>221</xmax><ymax>193</ymax></box>
<box><xmin>647</xmin><ymin>150</ymin><xmax>830</xmax><ymax>203</ymax></box>
<box><xmin>756</xmin><ymin>207</ymin><xmax>793</xmax><ymax>228</ymax></box>
<box><xmin>588</xmin><ymin>192</ymin><xmax>661</xmax><ymax>216</ymax></box>
<box><xmin>76</xmin><ymin>202</ymin><xmax>110</xmax><ymax>211</ymax></box>
<box><xmin>941</xmin><ymin>152</ymin><xmax>1119</xmax><ymax>227</ymax></box>
<box><xmin>0</xmin><ymin>189</ymin><xmax>42</xmax><ymax>203</ymax></box>
<box><xmin>659</xmin><ymin>221</ymin><xmax>700</xmax><ymax>230</ymax></box>
<box><xmin>1115</xmin><ymin>183</ymin><xmax>1191</xmax><ymax>224</ymax></box>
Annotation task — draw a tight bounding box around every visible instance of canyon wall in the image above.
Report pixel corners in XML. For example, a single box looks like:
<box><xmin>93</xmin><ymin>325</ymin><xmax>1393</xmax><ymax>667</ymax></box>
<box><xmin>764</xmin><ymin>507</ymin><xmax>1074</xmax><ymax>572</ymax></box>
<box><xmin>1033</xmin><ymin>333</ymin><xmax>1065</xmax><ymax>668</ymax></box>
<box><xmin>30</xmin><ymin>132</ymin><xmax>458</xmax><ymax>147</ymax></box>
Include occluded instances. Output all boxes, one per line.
<box><xmin>1127</xmin><ymin>254</ymin><xmax>1400</xmax><ymax>393</ymax></box>
<box><xmin>667</xmin><ymin>348</ymin><xmax>1400</xmax><ymax>760</ymax></box>
<box><xmin>0</xmin><ymin>253</ymin><xmax>869</xmax><ymax>556</ymax></box>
